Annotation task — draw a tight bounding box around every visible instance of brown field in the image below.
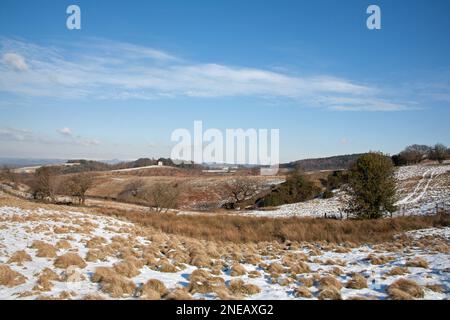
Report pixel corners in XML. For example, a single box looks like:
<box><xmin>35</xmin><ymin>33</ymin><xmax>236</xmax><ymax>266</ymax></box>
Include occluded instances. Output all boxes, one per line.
<box><xmin>86</xmin><ymin>172</ymin><xmax>283</xmax><ymax>209</ymax></box>
<box><xmin>93</xmin><ymin>206</ymin><xmax>450</xmax><ymax>244</ymax></box>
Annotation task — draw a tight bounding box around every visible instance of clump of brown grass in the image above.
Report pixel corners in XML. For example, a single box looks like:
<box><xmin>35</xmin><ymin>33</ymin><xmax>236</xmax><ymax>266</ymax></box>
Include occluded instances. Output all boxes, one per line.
<box><xmin>91</xmin><ymin>267</ymin><xmax>136</xmax><ymax>298</ymax></box>
<box><xmin>189</xmin><ymin>269</ymin><xmax>211</xmax><ymax>282</ymax></box>
<box><xmin>37</xmin><ymin>267</ymin><xmax>60</xmax><ymax>282</ymax></box>
<box><xmin>142</xmin><ymin>279</ymin><xmax>167</xmax><ymax>297</ymax></box>
<box><xmin>299</xmin><ymin>276</ymin><xmax>314</xmax><ymax>287</ymax></box>
<box><xmin>33</xmin><ymin>276</ymin><xmax>54</xmax><ymax>292</ymax></box>
<box><xmin>188</xmin><ymin>272</ymin><xmax>226</xmax><ymax>295</ymax></box>
<box><xmin>166</xmin><ymin>287</ymin><xmax>193</xmax><ymax>300</ymax></box>
<box><xmin>55</xmin><ymin>240</ymin><xmax>72</xmax><ymax>250</ymax></box>
<box><xmin>159</xmin><ymin>262</ymin><xmax>178</xmax><ymax>273</ymax></box>
<box><xmin>0</xmin><ymin>264</ymin><xmax>27</xmax><ymax>287</ymax></box>
<box><xmin>290</xmin><ymin>261</ymin><xmax>310</xmax><ymax>274</ymax></box>
<box><xmin>7</xmin><ymin>250</ymin><xmax>32</xmax><ymax>265</ymax></box>
<box><xmin>86</xmin><ymin>236</ymin><xmax>107</xmax><ymax>248</ymax></box>
<box><xmin>330</xmin><ymin>267</ymin><xmax>344</xmax><ymax>276</ymax></box>
<box><xmin>387</xmin><ymin>278</ymin><xmax>424</xmax><ymax>300</ymax></box>
<box><xmin>318</xmin><ymin>286</ymin><xmax>342</xmax><ymax>300</ymax></box>
<box><xmin>345</xmin><ymin>273</ymin><xmax>368</xmax><ymax>289</ymax></box>
<box><xmin>267</xmin><ymin>262</ymin><xmax>285</xmax><ymax>275</ymax></box>
<box><xmin>243</xmin><ymin>254</ymin><xmax>261</xmax><ymax>265</ymax></box>
<box><xmin>405</xmin><ymin>257</ymin><xmax>429</xmax><ymax>269</ymax></box>
<box><xmin>190</xmin><ymin>254</ymin><xmax>211</xmax><ymax>268</ymax></box>
<box><xmin>294</xmin><ymin>286</ymin><xmax>312</xmax><ymax>298</ymax></box>
<box><xmin>319</xmin><ymin>276</ymin><xmax>343</xmax><ymax>290</ymax></box>
<box><xmin>82</xmin><ymin>294</ymin><xmax>106</xmax><ymax>300</ymax></box>
<box><xmin>366</xmin><ymin>254</ymin><xmax>393</xmax><ymax>265</ymax></box>
<box><xmin>54</xmin><ymin>253</ymin><xmax>87</xmax><ymax>269</ymax></box>
<box><xmin>85</xmin><ymin>249</ymin><xmax>109</xmax><ymax>262</ymax></box>
<box><xmin>386</xmin><ymin>266</ymin><xmax>409</xmax><ymax>276</ymax></box>
<box><xmin>425</xmin><ymin>284</ymin><xmax>445</xmax><ymax>293</ymax></box>
<box><xmin>228</xmin><ymin>279</ymin><xmax>261</xmax><ymax>296</ymax></box>
<box><xmin>277</xmin><ymin>277</ymin><xmax>294</xmax><ymax>286</ymax></box>
<box><xmin>113</xmin><ymin>260</ymin><xmax>141</xmax><ymax>278</ymax></box>
<box><xmin>31</xmin><ymin>240</ymin><xmax>57</xmax><ymax>258</ymax></box>
<box><xmin>230</xmin><ymin>263</ymin><xmax>247</xmax><ymax>276</ymax></box>
<box><xmin>248</xmin><ymin>270</ymin><xmax>261</xmax><ymax>278</ymax></box>
<box><xmin>139</xmin><ymin>287</ymin><xmax>161</xmax><ymax>300</ymax></box>
<box><xmin>62</xmin><ymin>266</ymin><xmax>85</xmax><ymax>282</ymax></box>
<box><xmin>91</xmin><ymin>266</ymin><xmax>116</xmax><ymax>282</ymax></box>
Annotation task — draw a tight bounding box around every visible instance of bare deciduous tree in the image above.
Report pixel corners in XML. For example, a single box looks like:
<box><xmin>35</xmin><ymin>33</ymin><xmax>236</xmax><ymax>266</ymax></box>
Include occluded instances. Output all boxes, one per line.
<box><xmin>428</xmin><ymin>143</ymin><xmax>448</xmax><ymax>164</ymax></box>
<box><xmin>139</xmin><ymin>182</ymin><xmax>180</xmax><ymax>213</ymax></box>
<box><xmin>66</xmin><ymin>173</ymin><xmax>94</xmax><ymax>204</ymax></box>
<box><xmin>0</xmin><ymin>165</ymin><xmax>19</xmax><ymax>189</ymax></box>
<box><xmin>225</xmin><ymin>177</ymin><xmax>258</xmax><ymax>208</ymax></box>
<box><xmin>30</xmin><ymin>166</ymin><xmax>59</xmax><ymax>201</ymax></box>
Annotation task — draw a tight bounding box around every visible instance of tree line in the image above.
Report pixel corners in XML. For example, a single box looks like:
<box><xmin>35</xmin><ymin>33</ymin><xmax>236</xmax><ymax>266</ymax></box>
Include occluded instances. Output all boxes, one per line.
<box><xmin>392</xmin><ymin>143</ymin><xmax>449</xmax><ymax>166</ymax></box>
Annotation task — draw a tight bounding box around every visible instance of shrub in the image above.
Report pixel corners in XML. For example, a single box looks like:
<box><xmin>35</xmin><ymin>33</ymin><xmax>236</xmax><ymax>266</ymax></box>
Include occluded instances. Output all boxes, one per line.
<box><xmin>345</xmin><ymin>152</ymin><xmax>396</xmax><ymax>219</ymax></box>
<box><xmin>261</xmin><ymin>173</ymin><xmax>321</xmax><ymax>207</ymax></box>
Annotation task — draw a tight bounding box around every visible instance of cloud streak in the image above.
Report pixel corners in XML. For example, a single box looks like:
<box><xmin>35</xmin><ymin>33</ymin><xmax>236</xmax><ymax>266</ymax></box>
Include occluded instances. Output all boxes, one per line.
<box><xmin>0</xmin><ymin>127</ymin><xmax>100</xmax><ymax>147</ymax></box>
<box><xmin>0</xmin><ymin>38</ymin><xmax>411</xmax><ymax>111</ymax></box>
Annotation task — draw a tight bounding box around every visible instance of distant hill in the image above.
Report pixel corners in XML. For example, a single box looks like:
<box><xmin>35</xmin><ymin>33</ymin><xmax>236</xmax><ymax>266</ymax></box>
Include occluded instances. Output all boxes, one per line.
<box><xmin>0</xmin><ymin>158</ymin><xmax>68</xmax><ymax>168</ymax></box>
<box><xmin>281</xmin><ymin>154</ymin><xmax>364</xmax><ymax>172</ymax></box>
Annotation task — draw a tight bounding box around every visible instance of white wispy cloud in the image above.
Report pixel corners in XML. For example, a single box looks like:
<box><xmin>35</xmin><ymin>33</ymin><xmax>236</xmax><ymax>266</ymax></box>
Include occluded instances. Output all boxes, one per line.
<box><xmin>3</xmin><ymin>52</ymin><xmax>28</xmax><ymax>71</ymax></box>
<box><xmin>0</xmin><ymin>37</ymin><xmax>411</xmax><ymax>111</ymax></box>
<box><xmin>58</xmin><ymin>127</ymin><xmax>72</xmax><ymax>136</ymax></box>
<box><xmin>0</xmin><ymin>127</ymin><xmax>100</xmax><ymax>147</ymax></box>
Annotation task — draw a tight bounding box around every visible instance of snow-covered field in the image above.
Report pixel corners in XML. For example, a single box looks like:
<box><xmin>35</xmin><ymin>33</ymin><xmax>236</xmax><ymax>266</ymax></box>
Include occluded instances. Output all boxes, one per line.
<box><xmin>0</xmin><ymin>205</ymin><xmax>448</xmax><ymax>300</ymax></box>
<box><xmin>243</xmin><ymin>164</ymin><xmax>450</xmax><ymax>219</ymax></box>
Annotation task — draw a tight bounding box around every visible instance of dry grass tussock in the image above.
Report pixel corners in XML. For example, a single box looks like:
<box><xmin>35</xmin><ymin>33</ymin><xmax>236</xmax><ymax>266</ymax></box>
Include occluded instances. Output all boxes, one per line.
<box><xmin>31</xmin><ymin>240</ymin><xmax>57</xmax><ymax>258</ymax></box>
<box><xmin>0</xmin><ymin>264</ymin><xmax>27</xmax><ymax>287</ymax></box>
<box><xmin>345</xmin><ymin>273</ymin><xmax>368</xmax><ymax>289</ymax></box>
<box><xmin>294</xmin><ymin>286</ymin><xmax>312</xmax><ymax>298</ymax></box>
<box><xmin>228</xmin><ymin>279</ymin><xmax>261</xmax><ymax>296</ymax></box>
<box><xmin>319</xmin><ymin>275</ymin><xmax>343</xmax><ymax>290</ymax></box>
<box><xmin>405</xmin><ymin>257</ymin><xmax>429</xmax><ymax>269</ymax></box>
<box><xmin>188</xmin><ymin>269</ymin><xmax>226</xmax><ymax>294</ymax></box>
<box><xmin>113</xmin><ymin>260</ymin><xmax>141</xmax><ymax>277</ymax></box>
<box><xmin>94</xmin><ymin>207</ymin><xmax>450</xmax><ymax>244</ymax></box>
<box><xmin>136</xmin><ymin>279</ymin><xmax>168</xmax><ymax>300</ymax></box>
<box><xmin>91</xmin><ymin>267</ymin><xmax>136</xmax><ymax>298</ymax></box>
<box><xmin>387</xmin><ymin>278</ymin><xmax>424</xmax><ymax>300</ymax></box>
<box><xmin>318</xmin><ymin>286</ymin><xmax>342</xmax><ymax>300</ymax></box>
<box><xmin>386</xmin><ymin>266</ymin><xmax>410</xmax><ymax>276</ymax></box>
<box><xmin>366</xmin><ymin>254</ymin><xmax>394</xmax><ymax>265</ymax></box>
<box><xmin>7</xmin><ymin>250</ymin><xmax>32</xmax><ymax>265</ymax></box>
<box><xmin>425</xmin><ymin>284</ymin><xmax>445</xmax><ymax>293</ymax></box>
<box><xmin>53</xmin><ymin>253</ymin><xmax>87</xmax><ymax>269</ymax></box>
<box><xmin>166</xmin><ymin>287</ymin><xmax>193</xmax><ymax>300</ymax></box>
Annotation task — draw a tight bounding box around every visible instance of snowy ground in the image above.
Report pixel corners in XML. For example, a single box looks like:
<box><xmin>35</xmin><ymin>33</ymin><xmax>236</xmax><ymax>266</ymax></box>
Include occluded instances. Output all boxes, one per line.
<box><xmin>242</xmin><ymin>164</ymin><xmax>450</xmax><ymax>219</ymax></box>
<box><xmin>0</xmin><ymin>205</ymin><xmax>448</xmax><ymax>300</ymax></box>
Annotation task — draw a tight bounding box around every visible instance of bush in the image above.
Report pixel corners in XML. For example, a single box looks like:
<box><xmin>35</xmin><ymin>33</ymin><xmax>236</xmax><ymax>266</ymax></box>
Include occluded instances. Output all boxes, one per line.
<box><xmin>345</xmin><ymin>152</ymin><xmax>396</xmax><ymax>219</ymax></box>
<box><xmin>325</xmin><ymin>171</ymin><xmax>348</xmax><ymax>190</ymax></box>
<box><xmin>261</xmin><ymin>173</ymin><xmax>320</xmax><ymax>207</ymax></box>
<box><xmin>322</xmin><ymin>190</ymin><xmax>334</xmax><ymax>199</ymax></box>
<box><xmin>428</xmin><ymin>143</ymin><xmax>448</xmax><ymax>163</ymax></box>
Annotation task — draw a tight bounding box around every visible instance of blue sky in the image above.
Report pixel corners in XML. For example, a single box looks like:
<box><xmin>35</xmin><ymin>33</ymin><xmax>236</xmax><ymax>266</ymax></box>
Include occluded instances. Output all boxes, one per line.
<box><xmin>0</xmin><ymin>0</ymin><xmax>449</xmax><ymax>162</ymax></box>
